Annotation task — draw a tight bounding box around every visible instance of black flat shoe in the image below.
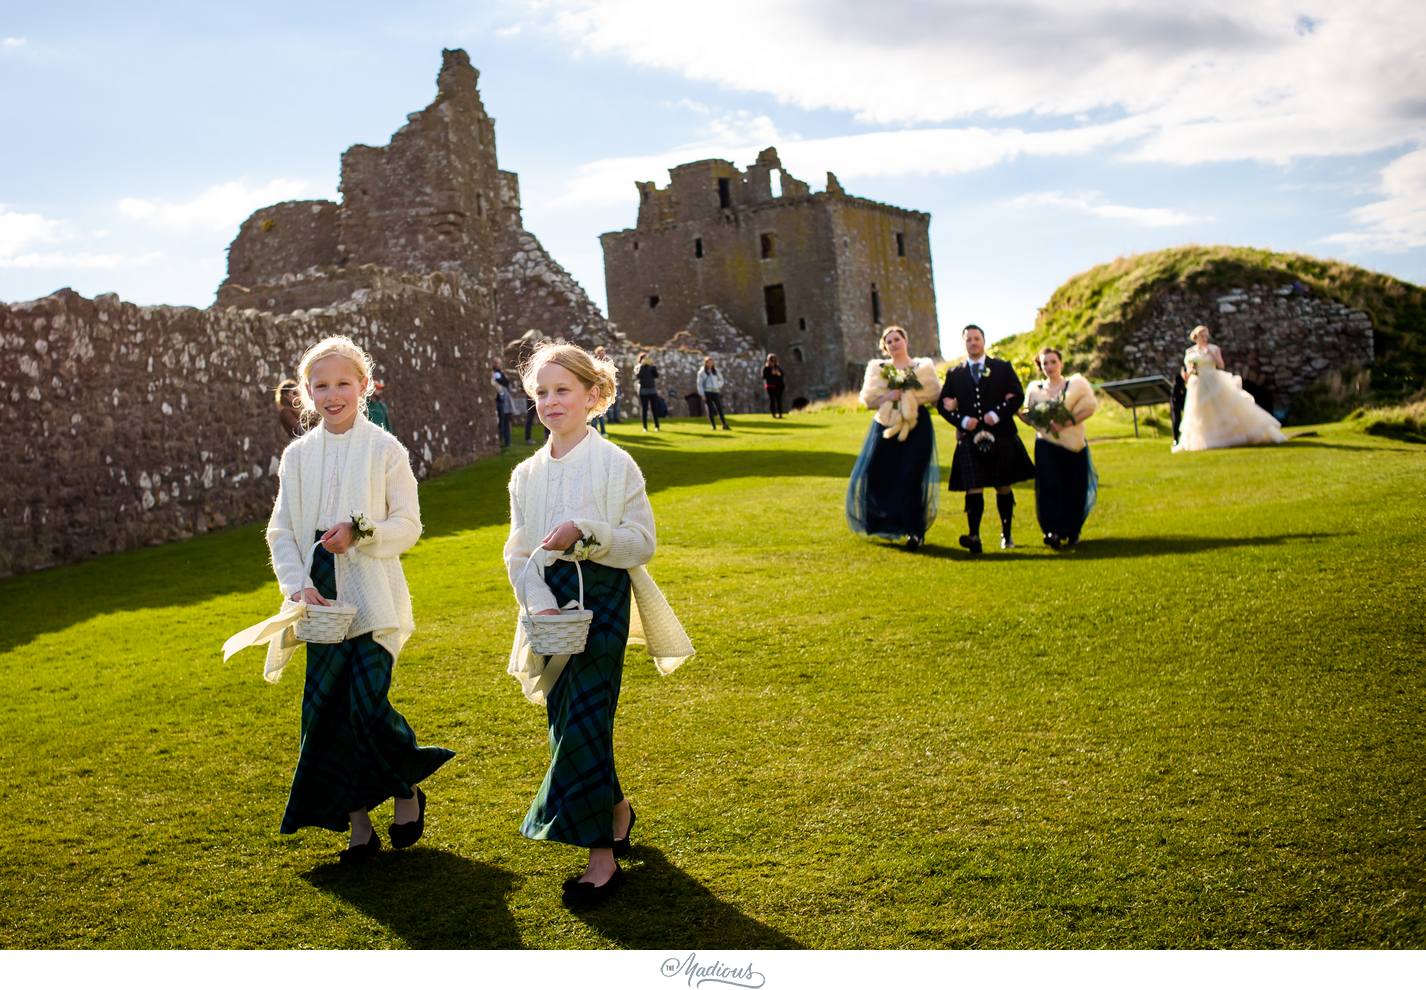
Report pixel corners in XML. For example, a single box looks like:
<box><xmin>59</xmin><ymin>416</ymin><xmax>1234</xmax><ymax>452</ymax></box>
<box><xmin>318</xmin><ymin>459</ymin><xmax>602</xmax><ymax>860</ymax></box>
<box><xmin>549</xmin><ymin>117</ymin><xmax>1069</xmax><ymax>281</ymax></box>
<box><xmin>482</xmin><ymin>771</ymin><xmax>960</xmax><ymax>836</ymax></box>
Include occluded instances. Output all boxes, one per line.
<box><xmin>958</xmin><ymin>534</ymin><xmax>983</xmax><ymax>555</ymax></box>
<box><xmin>612</xmin><ymin>805</ymin><xmax>637</xmax><ymax>858</ymax></box>
<box><xmin>388</xmin><ymin>788</ymin><xmax>426</xmax><ymax>849</ymax></box>
<box><xmin>905</xmin><ymin>536</ymin><xmax>923</xmax><ymax>551</ymax></box>
<box><xmin>561</xmin><ymin>863</ymin><xmax>626</xmax><ymax>909</ymax></box>
<box><xmin>1044</xmin><ymin>534</ymin><xmax>1062</xmax><ymax>550</ymax></box>
<box><xmin>338</xmin><ymin>830</ymin><xmax>381</xmax><ymax>864</ymax></box>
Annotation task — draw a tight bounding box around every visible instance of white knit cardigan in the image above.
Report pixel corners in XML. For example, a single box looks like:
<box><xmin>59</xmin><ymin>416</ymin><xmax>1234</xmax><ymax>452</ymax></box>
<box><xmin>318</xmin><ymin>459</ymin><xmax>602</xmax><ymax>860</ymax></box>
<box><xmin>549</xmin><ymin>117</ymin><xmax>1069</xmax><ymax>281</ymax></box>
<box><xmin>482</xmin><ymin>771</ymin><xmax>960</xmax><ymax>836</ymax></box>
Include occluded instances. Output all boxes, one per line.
<box><xmin>859</xmin><ymin>357</ymin><xmax>941</xmax><ymax>440</ymax></box>
<box><xmin>503</xmin><ymin>427</ymin><xmax>694</xmax><ymax>704</ymax></box>
<box><xmin>263</xmin><ymin>414</ymin><xmax>421</xmax><ymax>683</ymax></box>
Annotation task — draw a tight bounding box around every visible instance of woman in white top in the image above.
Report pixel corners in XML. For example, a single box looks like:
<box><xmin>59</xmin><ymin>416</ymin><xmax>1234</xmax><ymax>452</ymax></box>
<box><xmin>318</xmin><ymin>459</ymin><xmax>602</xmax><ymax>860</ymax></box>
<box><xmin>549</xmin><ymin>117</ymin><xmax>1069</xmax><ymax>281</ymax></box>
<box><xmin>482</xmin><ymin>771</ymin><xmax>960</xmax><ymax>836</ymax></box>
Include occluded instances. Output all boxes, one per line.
<box><xmin>846</xmin><ymin>325</ymin><xmax>941</xmax><ymax>550</ymax></box>
<box><xmin>1018</xmin><ymin>347</ymin><xmax>1099</xmax><ymax>549</ymax></box>
<box><xmin>265</xmin><ymin>336</ymin><xmax>452</xmax><ymax>863</ymax></box>
<box><xmin>503</xmin><ymin>343</ymin><xmax>692</xmax><ymax>910</ymax></box>
<box><xmin>1173</xmin><ymin>324</ymin><xmax>1286</xmax><ymax>452</ymax></box>
<box><xmin>695</xmin><ymin>355</ymin><xmax>731</xmax><ymax>430</ymax></box>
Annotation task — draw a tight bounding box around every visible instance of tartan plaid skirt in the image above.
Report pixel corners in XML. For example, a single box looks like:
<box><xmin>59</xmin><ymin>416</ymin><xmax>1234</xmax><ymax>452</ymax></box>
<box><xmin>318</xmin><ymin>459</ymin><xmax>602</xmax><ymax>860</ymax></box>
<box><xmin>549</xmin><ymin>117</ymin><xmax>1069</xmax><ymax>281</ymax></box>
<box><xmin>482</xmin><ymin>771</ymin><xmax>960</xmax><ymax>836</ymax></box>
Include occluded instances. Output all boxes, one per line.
<box><xmin>280</xmin><ymin>537</ymin><xmax>455</xmax><ymax>834</ymax></box>
<box><xmin>521</xmin><ymin>558</ymin><xmax>632</xmax><ymax>848</ymax></box>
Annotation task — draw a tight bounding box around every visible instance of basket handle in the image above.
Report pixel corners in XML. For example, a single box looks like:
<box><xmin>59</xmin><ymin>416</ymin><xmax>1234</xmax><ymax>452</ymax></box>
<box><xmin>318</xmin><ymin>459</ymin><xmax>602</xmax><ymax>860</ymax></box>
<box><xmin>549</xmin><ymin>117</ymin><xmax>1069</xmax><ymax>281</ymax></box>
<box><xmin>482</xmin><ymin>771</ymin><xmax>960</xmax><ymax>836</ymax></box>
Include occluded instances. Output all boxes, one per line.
<box><xmin>299</xmin><ymin>540</ymin><xmax>328</xmax><ymax>602</ymax></box>
<box><xmin>516</xmin><ymin>550</ymin><xmax>585</xmax><ymax>621</ymax></box>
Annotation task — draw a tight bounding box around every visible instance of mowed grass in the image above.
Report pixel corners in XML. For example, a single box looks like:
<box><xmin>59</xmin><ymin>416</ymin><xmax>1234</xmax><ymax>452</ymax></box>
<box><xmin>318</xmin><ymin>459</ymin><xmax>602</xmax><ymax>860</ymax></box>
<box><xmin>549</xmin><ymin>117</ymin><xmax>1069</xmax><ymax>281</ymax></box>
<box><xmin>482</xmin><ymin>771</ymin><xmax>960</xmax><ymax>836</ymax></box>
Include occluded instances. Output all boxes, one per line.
<box><xmin>1</xmin><ymin>407</ymin><xmax>1423</xmax><ymax>949</ymax></box>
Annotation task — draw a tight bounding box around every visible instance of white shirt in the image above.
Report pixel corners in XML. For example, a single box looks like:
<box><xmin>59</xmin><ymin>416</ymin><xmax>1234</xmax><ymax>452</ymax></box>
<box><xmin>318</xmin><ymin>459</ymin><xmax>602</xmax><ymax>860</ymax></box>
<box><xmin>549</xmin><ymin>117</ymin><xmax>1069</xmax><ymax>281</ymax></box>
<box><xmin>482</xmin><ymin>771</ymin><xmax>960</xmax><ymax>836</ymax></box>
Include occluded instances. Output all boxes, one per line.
<box><xmin>317</xmin><ymin>428</ymin><xmax>353</xmax><ymax>529</ymax></box>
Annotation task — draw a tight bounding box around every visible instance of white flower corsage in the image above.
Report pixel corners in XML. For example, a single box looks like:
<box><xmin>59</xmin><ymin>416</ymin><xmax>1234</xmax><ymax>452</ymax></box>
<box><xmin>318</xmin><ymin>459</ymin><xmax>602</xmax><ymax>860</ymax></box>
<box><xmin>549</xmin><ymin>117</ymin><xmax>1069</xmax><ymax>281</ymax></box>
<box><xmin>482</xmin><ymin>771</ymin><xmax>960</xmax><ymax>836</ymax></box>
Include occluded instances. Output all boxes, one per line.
<box><xmin>349</xmin><ymin>512</ymin><xmax>375</xmax><ymax>543</ymax></box>
<box><xmin>569</xmin><ymin>532</ymin><xmax>601</xmax><ymax>561</ymax></box>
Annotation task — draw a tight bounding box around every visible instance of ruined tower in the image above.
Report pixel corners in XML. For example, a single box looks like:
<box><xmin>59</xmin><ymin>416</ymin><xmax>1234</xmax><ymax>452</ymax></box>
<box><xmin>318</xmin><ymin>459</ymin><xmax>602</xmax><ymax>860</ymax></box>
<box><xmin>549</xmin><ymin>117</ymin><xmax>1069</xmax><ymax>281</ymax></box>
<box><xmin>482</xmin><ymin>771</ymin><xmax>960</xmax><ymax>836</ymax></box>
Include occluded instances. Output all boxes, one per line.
<box><xmin>599</xmin><ymin>148</ymin><xmax>939</xmax><ymax>400</ymax></box>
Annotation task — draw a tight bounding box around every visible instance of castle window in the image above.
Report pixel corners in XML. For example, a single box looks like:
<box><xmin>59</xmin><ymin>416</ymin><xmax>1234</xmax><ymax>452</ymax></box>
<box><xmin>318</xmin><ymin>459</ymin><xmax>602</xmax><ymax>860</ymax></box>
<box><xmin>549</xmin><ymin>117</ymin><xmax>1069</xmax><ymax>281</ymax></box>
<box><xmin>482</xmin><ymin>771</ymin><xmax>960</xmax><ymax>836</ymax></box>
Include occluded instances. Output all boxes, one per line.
<box><xmin>476</xmin><ymin>193</ymin><xmax>485</xmax><ymax>218</ymax></box>
<box><xmin>791</xmin><ymin>346</ymin><xmax>805</xmax><ymax>363</ymax></box>
<box><xmin>649</xmin><ymin>295</ymin><xmax>660</xmax><ymax>309</ymax></box>
<box><xmin>764</xmin><ymin>284</ymin><xmax>787</xmax><ymax>326</ymax></box>
<box><xmin>770</xmin><ymin>169</ymin><xmax>783</xmax><ymax>199</ymax></box>
<box><xmin>760</xmin><ymin>233</ymin><xmax>776</xmax><ymax>259</ymax></box>
<box><xmin>694</xmin><ymin>238</ymin><xmax>703</xmax><ymax>258</ymax></box>
<box><xmin>798</xmin><ymin>317</ymin><xmax>807</xmax><ymax>331</ymax></box>
<box><xmin>871</xmin><ymin>284</ymin><xmax>882</xmax><ymax>324</ymax></box>
<box><xmin>895</xmin><ymin>231</ymin><xmax>905</xmax><ymax>257</ymax></box>
<box><xmin>633</xmin><ymin>240</ymin><xmax>639</xmax><ymax>251</ymax></box>
<box><xmin>718</xmin><ymin>177</ymin><xmax>732</xmax><ymax>209</ymax></box>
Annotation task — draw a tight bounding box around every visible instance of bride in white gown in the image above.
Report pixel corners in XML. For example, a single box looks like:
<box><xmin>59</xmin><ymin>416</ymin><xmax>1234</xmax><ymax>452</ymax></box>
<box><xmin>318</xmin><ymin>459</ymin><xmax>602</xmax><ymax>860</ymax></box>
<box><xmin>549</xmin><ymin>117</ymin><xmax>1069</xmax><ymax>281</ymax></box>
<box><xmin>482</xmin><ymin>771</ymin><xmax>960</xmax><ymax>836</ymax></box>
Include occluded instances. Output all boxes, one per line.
<box><xmin>1172</xmin><ymin>325</ymin><xmax>1286</xmax><ymax>452</ymax></box>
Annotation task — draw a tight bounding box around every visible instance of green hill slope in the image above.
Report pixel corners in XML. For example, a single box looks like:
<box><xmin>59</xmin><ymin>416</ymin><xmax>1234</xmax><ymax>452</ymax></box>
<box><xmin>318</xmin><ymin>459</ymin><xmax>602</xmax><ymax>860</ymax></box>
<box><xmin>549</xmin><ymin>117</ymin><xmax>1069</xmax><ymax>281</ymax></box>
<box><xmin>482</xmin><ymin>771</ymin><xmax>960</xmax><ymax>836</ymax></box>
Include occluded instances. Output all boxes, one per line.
<box><xmin>996</xmin><ymin>245</ymin><xmax>1426</xmax><ymax>398</ymax></box>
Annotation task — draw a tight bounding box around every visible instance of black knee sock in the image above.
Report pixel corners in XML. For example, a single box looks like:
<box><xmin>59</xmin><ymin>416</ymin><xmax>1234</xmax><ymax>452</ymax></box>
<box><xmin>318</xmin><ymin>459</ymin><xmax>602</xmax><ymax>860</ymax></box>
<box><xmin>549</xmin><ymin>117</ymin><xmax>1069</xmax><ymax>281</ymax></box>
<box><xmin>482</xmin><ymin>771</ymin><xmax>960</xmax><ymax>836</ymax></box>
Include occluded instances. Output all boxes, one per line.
<box><xmin>997</xmin><ymin>492</ymin><xmax>1015</xmax><ymax>538</ymax></box>
<box><xmin>965</xmin><ymin>493</ymin><xmax>984</xmax><ymax>537</ymax></box>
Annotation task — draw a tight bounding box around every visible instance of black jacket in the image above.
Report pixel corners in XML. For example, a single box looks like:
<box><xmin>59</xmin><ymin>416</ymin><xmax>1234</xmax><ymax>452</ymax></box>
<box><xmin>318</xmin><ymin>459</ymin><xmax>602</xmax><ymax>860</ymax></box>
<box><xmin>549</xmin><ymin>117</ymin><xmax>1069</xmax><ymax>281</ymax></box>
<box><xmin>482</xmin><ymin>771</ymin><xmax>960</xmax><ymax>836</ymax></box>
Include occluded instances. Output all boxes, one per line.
<box><xmin>936</xmin><ymin>357</ymin><xmax>1025</xmax><ymax>435</ymax></box>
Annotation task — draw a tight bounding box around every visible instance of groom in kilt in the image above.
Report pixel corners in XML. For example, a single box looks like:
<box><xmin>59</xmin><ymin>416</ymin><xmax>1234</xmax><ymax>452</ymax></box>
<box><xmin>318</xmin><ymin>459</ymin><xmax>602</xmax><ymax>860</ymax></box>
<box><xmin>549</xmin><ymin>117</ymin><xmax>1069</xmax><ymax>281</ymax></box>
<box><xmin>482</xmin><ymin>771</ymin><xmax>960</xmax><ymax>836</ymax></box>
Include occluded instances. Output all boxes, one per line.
<box><xmin>937</xmin><ymin>324</ymin><xmax>1035</xmax><ymax>553</ymax></box>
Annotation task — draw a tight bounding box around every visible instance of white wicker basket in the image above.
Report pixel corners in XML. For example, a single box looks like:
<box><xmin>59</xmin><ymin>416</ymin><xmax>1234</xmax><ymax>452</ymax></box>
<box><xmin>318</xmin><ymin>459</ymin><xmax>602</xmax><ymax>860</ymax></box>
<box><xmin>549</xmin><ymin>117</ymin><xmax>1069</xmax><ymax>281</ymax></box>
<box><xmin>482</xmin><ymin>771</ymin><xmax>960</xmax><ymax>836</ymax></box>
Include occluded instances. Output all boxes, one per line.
<box><xmin>518</xmin><ymin>553</ymin><xmax>593</xmax><ymax>656</ymax></box>
<box><xmin>293</xmin><ymin>540</ymin><xmax>358</xmax><ymax>644</ymax></box>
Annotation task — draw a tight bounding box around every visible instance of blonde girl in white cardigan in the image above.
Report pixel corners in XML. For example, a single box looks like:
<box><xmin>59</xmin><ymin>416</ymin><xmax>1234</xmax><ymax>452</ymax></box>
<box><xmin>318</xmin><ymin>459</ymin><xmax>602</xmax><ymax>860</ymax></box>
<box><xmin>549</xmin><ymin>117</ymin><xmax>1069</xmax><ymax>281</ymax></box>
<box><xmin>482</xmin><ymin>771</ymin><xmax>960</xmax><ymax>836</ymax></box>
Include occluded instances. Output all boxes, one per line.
<box><xmin>504</xmin><ymin>342</ymin><xmax>692</xmax><ymax>909</ymax></box>
<box><xmin>265</xmin><ymin>335</ymin><xmax>453</xmax><ymax>863</ymax></box>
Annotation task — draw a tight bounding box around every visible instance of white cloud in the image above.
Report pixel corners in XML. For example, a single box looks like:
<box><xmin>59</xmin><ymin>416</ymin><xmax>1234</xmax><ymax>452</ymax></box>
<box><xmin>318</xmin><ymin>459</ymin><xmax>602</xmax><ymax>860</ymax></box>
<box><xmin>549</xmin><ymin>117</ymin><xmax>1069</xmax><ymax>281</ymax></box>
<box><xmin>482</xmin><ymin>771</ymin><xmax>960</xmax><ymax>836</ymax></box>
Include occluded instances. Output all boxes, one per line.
<box><xmin>1010</xmin><ymin>191</ymin><xmax>1208</xmax><ymax>228</ymax></box>
<box><xmin>0</xmin><ymin>206</ymin><xmax>63</xmax><ymax>258</ymax></box>
<box><xmin>1</xmin><ymin>36</ymin><xmax>26</xmax><ymax>49</ymax></box>
<box><xmin>0</xmin><ymin>205</ymin><xmax>160</xmax><ymax>272</ymax></box>
<box><xmin>1323</xmin><ymin>147</ymin><xmax>1426</xmax><ymax>251</ymax></box>
<box><xmin>549</xmin><ymin>114</ymin><xmax>1147</xmax><ymax>208</ymax></box>
<box><xmin>2</xmin><ymin>250</ymin><xmax>164</xmax><ymax>271</ymax></box>
<box><xmin>518</xmin><ymin>0</ymin><xmax>1426</xmax><ymax>167</ymax></box>
<box><xmin>118</xmin><ymin>178</ymin><xmax>316</xmax><ymax>232</ymax></box>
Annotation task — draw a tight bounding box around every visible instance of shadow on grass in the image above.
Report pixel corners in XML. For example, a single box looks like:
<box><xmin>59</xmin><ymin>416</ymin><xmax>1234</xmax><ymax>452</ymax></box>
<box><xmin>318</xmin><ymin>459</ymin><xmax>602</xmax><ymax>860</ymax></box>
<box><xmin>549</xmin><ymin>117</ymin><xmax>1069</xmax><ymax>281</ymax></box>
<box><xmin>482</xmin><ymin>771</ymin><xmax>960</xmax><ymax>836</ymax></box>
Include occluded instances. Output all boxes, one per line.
<box><xmin>1283</xmin><ymin>439</ymin><xmax>1423</xmax><ymax>454</ymax></box>
<box><xmin>573</xmin><ymin>846</ymin><xmax>805</xmax><ymax>949</ymax></box>
<box><xmin>303</xmin><ymin>848</ymin><xmax>521</xmax><ymax>948</ymax></box>
<box><xmin>905</xmin><ymin>532</ymin><xmax>1339</xmax><ymax>561</ymax></box>
<box><xmin>0</xmin><ymin>441</ymin><xmax>855</xmax><ymax>653</ymax></box>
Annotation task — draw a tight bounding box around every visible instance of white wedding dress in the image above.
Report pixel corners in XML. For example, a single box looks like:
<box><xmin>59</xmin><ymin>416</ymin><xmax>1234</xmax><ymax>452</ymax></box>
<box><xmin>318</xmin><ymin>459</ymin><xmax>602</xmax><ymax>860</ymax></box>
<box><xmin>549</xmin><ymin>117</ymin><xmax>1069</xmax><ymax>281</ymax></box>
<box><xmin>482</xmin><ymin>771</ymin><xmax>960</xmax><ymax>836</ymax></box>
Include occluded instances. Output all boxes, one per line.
<box><xmin>1173</xmin><ymin>346</ymin><xmax>1286</xmax><ymax>452</ymax></box>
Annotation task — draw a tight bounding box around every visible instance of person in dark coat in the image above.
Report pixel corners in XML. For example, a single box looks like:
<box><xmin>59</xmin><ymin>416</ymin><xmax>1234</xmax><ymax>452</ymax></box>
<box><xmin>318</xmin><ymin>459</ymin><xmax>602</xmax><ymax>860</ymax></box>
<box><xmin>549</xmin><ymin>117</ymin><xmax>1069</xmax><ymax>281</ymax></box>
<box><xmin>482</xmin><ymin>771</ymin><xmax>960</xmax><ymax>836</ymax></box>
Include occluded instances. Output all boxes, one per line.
<box><xmin>936</xmin><ymin>324</ymin><xmax>1035</xmax><ymax>553</ymax></box>
<box><xmin>763</xmin><ymin>354</ymin><xmax>786</xmax><ymax>418</ymax></box>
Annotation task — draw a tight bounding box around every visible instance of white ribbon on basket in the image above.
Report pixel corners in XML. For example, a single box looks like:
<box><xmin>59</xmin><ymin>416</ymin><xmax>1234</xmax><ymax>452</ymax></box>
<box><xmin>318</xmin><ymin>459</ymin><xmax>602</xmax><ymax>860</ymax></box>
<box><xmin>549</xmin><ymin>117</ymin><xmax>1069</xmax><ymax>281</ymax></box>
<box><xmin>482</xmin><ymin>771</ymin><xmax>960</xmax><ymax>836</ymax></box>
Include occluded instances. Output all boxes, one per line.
<box><xmin>221</xmin><ymin>540</ymin><xmax>355</xmax><ymax>662</ymax></box>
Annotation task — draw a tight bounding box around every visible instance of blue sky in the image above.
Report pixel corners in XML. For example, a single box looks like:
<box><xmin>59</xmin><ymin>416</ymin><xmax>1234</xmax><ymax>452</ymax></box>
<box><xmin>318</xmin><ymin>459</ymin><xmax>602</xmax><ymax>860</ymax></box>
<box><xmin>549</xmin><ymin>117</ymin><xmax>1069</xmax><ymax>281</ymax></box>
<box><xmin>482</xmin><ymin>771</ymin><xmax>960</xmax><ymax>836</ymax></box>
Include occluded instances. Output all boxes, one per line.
<box><xmin>2</xmin><ymin>0</ymin><xmax>1423</xmax><ymax>357</ymax></box>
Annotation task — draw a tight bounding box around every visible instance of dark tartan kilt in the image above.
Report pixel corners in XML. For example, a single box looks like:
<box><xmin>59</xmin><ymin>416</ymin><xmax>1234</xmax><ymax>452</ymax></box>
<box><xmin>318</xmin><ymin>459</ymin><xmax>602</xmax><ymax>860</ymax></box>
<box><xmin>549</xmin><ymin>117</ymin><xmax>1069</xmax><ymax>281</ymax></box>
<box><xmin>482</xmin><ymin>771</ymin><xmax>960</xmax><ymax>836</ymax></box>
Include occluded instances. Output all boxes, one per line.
<box><xmin>949</xmin><ymin>426</ymin><xmax>1035</xmax><ymax>491</ymax></box>
<box><xmin>280</xmin><ymin>536</ymin><xmax>454</xmax><ymax>834</ymax></box>
<box><xmin>521</xmin><ymin>558</ymin><xmax>632</xmax><ymax>848</ymax></box>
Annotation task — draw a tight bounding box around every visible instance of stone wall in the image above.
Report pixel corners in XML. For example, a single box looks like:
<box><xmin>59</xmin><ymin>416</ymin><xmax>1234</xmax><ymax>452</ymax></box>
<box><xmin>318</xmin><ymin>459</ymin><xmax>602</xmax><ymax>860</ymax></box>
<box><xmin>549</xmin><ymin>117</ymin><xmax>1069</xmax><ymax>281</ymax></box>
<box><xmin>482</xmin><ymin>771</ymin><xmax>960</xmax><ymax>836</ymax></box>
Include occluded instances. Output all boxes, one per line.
<box><xmin>1124</xmin><ymin>281</ymin><xmax>1375</xmax><ymax>406</ymax></box>
<box><xmin>600</xmin><ymin>147</ymin><xmax>938</xmax><ymax>402</ymax></box>
<box><xmin>0</xmin><ymin>271</ymin><xmax>498</xmax><ymax>578</ymax></box>
<box><xmin>225</xmin><ymin>200</ymin><xmax>341</xmax><ymax>287</ymax></box>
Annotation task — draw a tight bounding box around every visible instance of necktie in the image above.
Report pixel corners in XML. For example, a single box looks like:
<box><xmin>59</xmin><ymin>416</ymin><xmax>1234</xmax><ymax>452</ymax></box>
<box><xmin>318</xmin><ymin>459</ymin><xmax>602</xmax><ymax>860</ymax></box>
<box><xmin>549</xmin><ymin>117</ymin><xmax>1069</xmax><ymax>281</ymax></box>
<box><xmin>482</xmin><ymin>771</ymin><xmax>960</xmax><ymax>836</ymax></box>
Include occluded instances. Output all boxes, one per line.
<box><xmin>971</xmin><ymin>362</ymin><xmax>982</xmax><ymax>382</ymax></box>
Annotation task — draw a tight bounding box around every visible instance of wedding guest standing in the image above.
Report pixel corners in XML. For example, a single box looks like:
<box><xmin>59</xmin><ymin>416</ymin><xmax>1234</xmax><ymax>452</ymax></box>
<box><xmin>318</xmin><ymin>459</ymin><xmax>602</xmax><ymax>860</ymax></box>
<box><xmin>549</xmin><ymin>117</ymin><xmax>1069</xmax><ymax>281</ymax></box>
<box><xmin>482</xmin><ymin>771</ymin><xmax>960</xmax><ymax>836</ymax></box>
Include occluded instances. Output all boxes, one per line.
<box><xmin>503</xmin><ymin>343</ymin><xmax>692</xmax><ymax>909</ymax></box>
<box><xmin>366</xmin><ymin>381</ymin><xmax>392</xmax><ymax>433</ymax></box>
<box><xmin>274</xmin><ymin>378</ymin><xmax>303</xmax><ymax>439</ymax></box>
<box><xmin>636</xmin><ymin>351</ymin><xmax>661</xmax><ymax>431</ymax></box>
<box><xmin>937</xmin><ymin>324</ymin><xmax>1035</xmax><ymax>553</ymax></box>
<box><xmin>1018</xmin><ymin>347</ymin><xmax>1099</xmax><ymax>549</ymax></box>
<box><xmin>762</xmin><ymin>354</ymin><xmax>786</xmax><ymax>418</ymax></box>
<box><xmin>494</xmin><ymin>357</ymin><xmax>515</xmax><ymax>450</ymax></box>
<box><xmin>265</xmin><ymin>335</ymin><xmax>453</xmax><ymax>862</ymax></box>
<box><xmin>696</xmin><ymin>356</ymin><xmax>731</xmax><ymax>430</ymax></box>
<box><xmin>846</xmin><ymin>326</ymin><xmax>940</xmax><ymax>550</ymax></box>
<box><xmin>594</xmin><ymin>346</ymin><xmax>621</xmax><ymax>423</ymax></box>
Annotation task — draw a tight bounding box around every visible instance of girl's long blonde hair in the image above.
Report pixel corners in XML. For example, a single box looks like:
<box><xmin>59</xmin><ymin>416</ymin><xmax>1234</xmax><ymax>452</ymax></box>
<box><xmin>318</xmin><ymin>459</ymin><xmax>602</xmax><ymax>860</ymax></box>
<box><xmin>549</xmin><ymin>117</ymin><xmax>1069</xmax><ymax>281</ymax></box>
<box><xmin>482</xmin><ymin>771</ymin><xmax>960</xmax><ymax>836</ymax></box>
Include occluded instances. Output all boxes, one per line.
<box><xmin>520</xmin><ymin>342</ymin><xmax>619</xmax><ymax>421</ymax></box>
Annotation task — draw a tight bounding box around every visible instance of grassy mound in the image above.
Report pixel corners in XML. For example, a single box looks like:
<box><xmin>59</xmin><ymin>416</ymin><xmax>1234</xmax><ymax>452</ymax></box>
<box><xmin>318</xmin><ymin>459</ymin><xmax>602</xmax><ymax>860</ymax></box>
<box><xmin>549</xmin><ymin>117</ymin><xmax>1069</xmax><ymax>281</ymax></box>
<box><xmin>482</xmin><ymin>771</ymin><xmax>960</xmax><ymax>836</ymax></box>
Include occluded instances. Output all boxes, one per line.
<box><xmin>996</xmin><ymin>245</ymin><xmax>1426</xmax><ymax>399</ymax></box>
<box><xmin>1</xmin><ymin>411</ymin><xmax>1423</xmax><ymax>948</ymax></box>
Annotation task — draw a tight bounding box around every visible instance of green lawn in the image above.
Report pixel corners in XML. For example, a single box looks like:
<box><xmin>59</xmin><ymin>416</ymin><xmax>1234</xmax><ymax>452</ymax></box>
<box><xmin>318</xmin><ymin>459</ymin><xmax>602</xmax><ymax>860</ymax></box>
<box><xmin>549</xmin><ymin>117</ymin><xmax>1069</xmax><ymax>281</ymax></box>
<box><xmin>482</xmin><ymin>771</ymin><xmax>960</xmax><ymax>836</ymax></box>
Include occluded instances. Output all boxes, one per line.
<box><xmin>2</xmin><ymin>407</ymin><xmax>1423</xmax><ymax>949</ymax></box>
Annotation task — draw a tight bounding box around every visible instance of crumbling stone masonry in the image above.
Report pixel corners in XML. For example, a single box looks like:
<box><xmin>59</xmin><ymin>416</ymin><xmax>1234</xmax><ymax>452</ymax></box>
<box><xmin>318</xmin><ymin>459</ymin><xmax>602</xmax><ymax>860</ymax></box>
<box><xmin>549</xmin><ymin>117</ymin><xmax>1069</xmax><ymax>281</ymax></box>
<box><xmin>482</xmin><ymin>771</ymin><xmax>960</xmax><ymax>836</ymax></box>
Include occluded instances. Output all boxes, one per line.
<box><xmin>0</xmin><ymin>270</ymin><xmax>490</xmax><ymax>577</ymax></box>
<box><xmin>600</xmin><ymin>148</ymin><xmax>940</xmax><ymax>403</ymax></box>
<box><xmin>1122</xmin><ymin>282</ymin><xmax>1374</xmax><ymax>411</ymax></box>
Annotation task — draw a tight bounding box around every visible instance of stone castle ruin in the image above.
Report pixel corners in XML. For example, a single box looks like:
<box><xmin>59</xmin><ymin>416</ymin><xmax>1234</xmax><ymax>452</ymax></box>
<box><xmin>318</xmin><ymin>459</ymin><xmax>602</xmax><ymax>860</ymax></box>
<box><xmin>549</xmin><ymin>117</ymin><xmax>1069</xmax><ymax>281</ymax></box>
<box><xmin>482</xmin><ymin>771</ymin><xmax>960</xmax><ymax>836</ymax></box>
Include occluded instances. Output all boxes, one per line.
<box><xmin>0</xmin><ymin>49</ymin><xmax>942</xmax><ymax>578</ymax></box>
<box><xmin>600</xmin><ymin>148</ymin><xmax>941</xmax><ymax>402</ymax></box>
<box><xmin>0</xmin><ymin>51</ymin><xmax>809</xmax><ymax>577</ymax></box>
